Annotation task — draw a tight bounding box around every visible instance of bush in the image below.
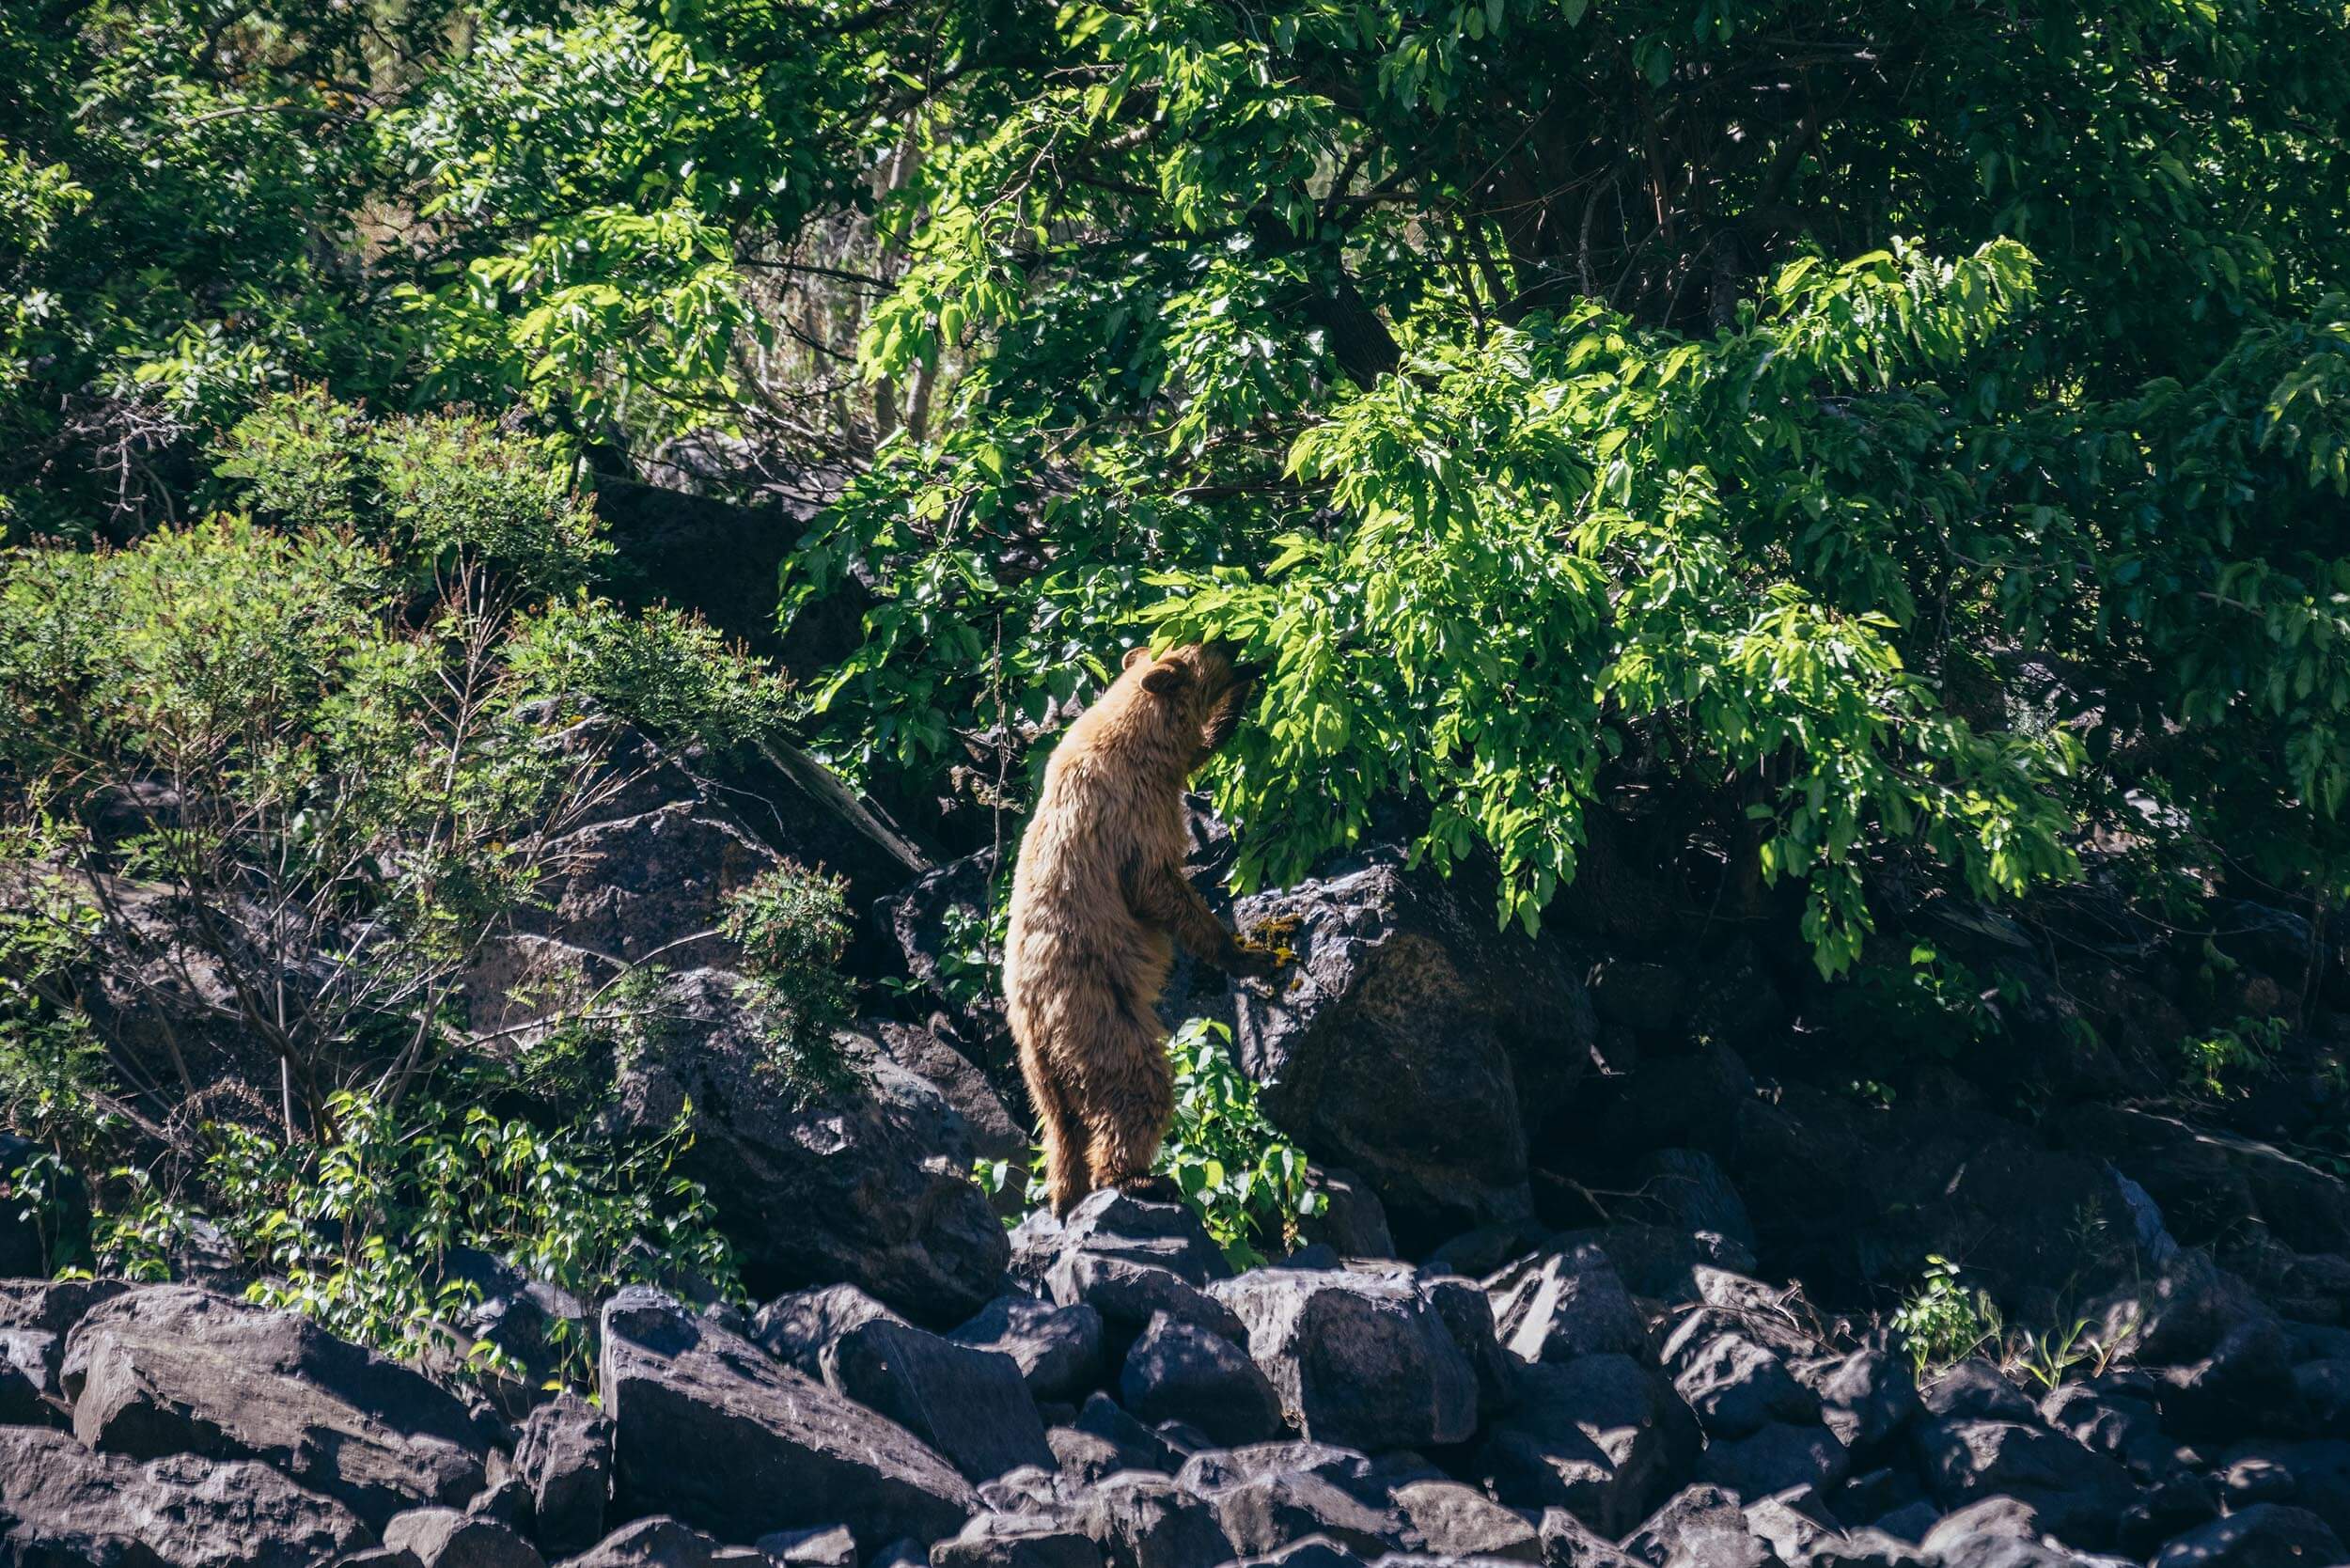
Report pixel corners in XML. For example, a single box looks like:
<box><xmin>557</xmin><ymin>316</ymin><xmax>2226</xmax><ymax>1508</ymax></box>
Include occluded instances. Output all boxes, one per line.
<box><xmin>721</xmin><ymin>863</ymin><xmax>858</xmax><ymax>1101</ymax></box>
<box><xmin>509</xmin><ymin>594</ymin><xmax>793</xmax><ymax>754</ymax></box>
<box><xmin>93</xmin><ymin>1070</ymin><xmax>736</xmax><ymax>1385</ymax></box>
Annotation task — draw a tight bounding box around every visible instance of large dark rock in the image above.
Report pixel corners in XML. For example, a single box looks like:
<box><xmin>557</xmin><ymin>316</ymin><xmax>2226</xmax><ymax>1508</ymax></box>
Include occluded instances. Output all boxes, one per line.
<box><xmin>1620</xmin><ymin>1484</ymin><xmax>1767</xmax><ymax>1568</ymax></box>
<box><xmin>1618</xmin><ymin>1151</ymin><xmax>1758</xmax><ymax>1254</ymax></box>
<box><xmin>1300</xmin><ymin>1167</ymin><xmax>1398</xmax><ymax>1261</ymax></box>
<box><xmin>931</xmin><ymin>1513</ymin><xmax>1106</xmax><ymax>1568</ymax></box>
<box><xmin>0</xmin><ymin>1277</ymin><xmax>127</xmax><ymax>1426</ymax></box>
<box><xmin>1118</xmin><ymin>1311</ymin><xmax>1285</xmax><ymax>1447</ymax></box>
<box><xmin>1387</xmin><ymin>1478</ymin><xmax>1542</xmax><ymax>1562</ymax></box>
<box><xmin>2060</xmin><ymin>1106</ymin><xmax>2350</xmax><ymax>1260</ymax></box>
<box><xmin>1047</xmin><ymin>1189</ymin><xmax>1234</xmax><ymax>1291</ymax></box>
<box><xmin>1050</xmin><ymin>1253</ymin><xmax>1248</xmax><ymax>1354</ymax></box>
<box><xmin>553</xmin><ymin>1514</ymin><xmax>769</xmax><ymax>1567</ymax></box>
<box><xmin>607</xmin><ymin>968</ymin><xmax>1008</xmax><ymax>1321</ymax></box>
<box><xmin>1228</xmin><ymin>850</ymin><xmax>1596</xmax><ymax>1247</ymax></box>
<box><xmin>1207</xmin><ymin>1269</ymin><xmax>1479</xmax><ymax>1451</ymax></box>
<box><xmin>750</xmin><ymin>1283</ymin><xmax>908</xmax><ymax>1378</ymax></box>
<box><xmin>1193</xmin><ymin>1470</ymin><xmax>1408</xmax><ymax>1560</ymax></box>
<box><xmin>1064</xmin><ymin>1469</ymin><xmax>1237</xmax><ymax>1568</ymax></box>
<box><xmin>1477</xmin><ymin>1356</ymin><xmax>1699</xmax><ymax>1536</ymax></box>
<box><xmin>513</xmin><ymin>1392</ymin><xmax>613</xmax><ymax>1558</ymax></box>
<box><xmin>1694</xmin><ymin>1419</ymin><xmax>1850</xmax><ymax>1497</ymax></box>
<box><xmin>2149</xmin><ymin>1503</ymin><xmax>2347</xmax><ymax>1568</ymax></box>
<box><xmin>1667</xmin><ymin>1331</ymin><xmax>1820</xmax><ymax>1440</ymax></box>
<box><xmin>383</xmin><ymin>1508</ymin><xmax>548</xmax><ymax>1568</ymax></box>
<box><xmin>1487</xmin><ymin>1244</ymin><xmax>1646</xmax><ymax>1364</ymax></box>
<box><xmin>2035</xmin><ymin>1383</ymin><xmax>2174</xmax><ymax>1482</ymax></box>
<box><xmin>0</xmin><ymin>1423</ymin><xmax>370</xmax><ymax>1567</ymax></box>
<box><xmin>1794</xmin><ymin>1347</ymin><xmax>1919</xmax><ymax>1456</ymax></box>
<box><xmin>58</xmin><ymin>1284</ymin><xmax>491</xmax><ymax>1530</ymax></box>
<box><xmin>598</xmin><ymin>1286</ymin><xmax>976</xmax><ymax>1549</ymax></box>
<box><xmin>824</xmin><ymin>1315</ymin><xmax>1056</xmax><ymax>1482</ymax></box>
<box><xmin>1909</xmin><ymin>1416</ymin><xmax>2136</xmax><ymax>1547</ymax></box>
<box><xmin>953</xmin><ymin>1295</ymin><xmax>1106</xmax><ymax>1404</ymax></box>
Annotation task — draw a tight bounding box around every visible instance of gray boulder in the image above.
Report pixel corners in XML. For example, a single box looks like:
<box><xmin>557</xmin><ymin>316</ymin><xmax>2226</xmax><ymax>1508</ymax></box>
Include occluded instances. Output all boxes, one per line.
<box><xmin>1229</xmin><ymin>851</ymin><xmax>1595</xmax><ymax>1247</ymax></box>
<box><xmin>1196</xmin><ymin>1470</ymin><xmax>1409</xmax><ymax>1559</ymax></box>
<box><xmin>1477</xmin><ymin>1356</ymin><xmax>1699</xmax><ymax>1536</ymax></box>
<box><xmin>608</xmin><ymin>968</ymin><xmax>1009</xmax><ymax>1324</ymax></box>
<box><xmin>552</xmin><ymin>1515</ymin><xmax>769</xmax><ymax>1567</ymax></box>
<box><xmin>383</xmin><ymin>1508</ymin><xmax>547</xmax><ymax>1568</ymax></box>
<box><xmin>1065</xmin><ymin>1469</ymin><xmax>1237</xmax><ymax>1568</ymax></box>
<box><xmin>750</xmin><ymin>1282</ymin><xmax>908</xmax><ymax>1377</ymax></box>
<box><xmin>1536</xmin><ymin>1509</ymin><xmax>1645</xmax><ymax>1568</ymax></box>
<box><xmin>2150</xmin><ymin>1503</ymin><xmax>2347</xmax><ymax>1568</ymax></box>
<box><xmin>598</xmin><ymin>1286</ymin><xmax>976</xmax><ymax>1549</ymax></box>
<box><xmin>1487</xmin><ymin>1245</ymin><xmax>1646</xmax><ymax>1363</ymax></box>
<box><xmin>953</xmin><ymin>1295</ymin><xmax>1107</xmax><ymax>1403</ymax></box>
<box><xmin>59</xmin><ymin>1284</ymin><xmax>491</xmax><ymax>1529</ymax></box>
<box><xmin>1693</xmin><ymin>1419</ymin><xmax>1849</xmax><ymax>1497</ymax></box>
<box><xmin>1301</xmin><ymin>1167</ymin><xmax>1398</xmax><ymax>1261</ymax></box>
<box><xmin>1388</xmin><ymin>1479</ymin><xmax>1541</xmax><ymax>1562</ymax></box>
<box><xmin>1667</xmin><ymin>1332</ymin><xmax>1819</xmax><ymax>1439</ymax></box>
<box><xmin>512</xmin><ymin>1391</ymin><xmax>613</xmax><ymax>1558</ymax></box>
<box><xmin>1119</xmin><ymin>1310</ymin><xmax>1284</xmax><ymax>1447</ymax></box>
<box><xmin>931</xmin><ymin>1513</ymin><xmax>1105</xmax><ymax>1568</ymax></box>
<box><xmin>1048</xmin><ymin>1188</ymin><xmax>1234</xmax><ymax>1290</ymax></box>
<box><xmin>1052</xmin><ymin>1252</ymin><xmax>1248</xmax><ymax>1350</ymax></box>
<box><xmin>1208</xmin><ymin>1269</ymin><xmax>1480</xmax><ymax>1451</ymax></box>
<box><xmin>1793</xmin><ymin>1348</ymin><xmax>1919</xmax><ymax>1456</ymax></box>
<box><xmin>824</xmin><ymin>1315</ymin><xmax>1056</xmax><ymax>1482</ymax></box>
<box><xmin>1620</xmin><ymin>1484</ymin><xmax>1767</xmax><ymax>1568</ymax></box>
<box><xmin>0</xmin><ymin>1423</ymin><xmax>369</xmax><ymax>1568</ymax></box>
<box><xmin>1910</xmin><ymin>1417</ymin><xmax>2136</xmax><ymax>1547</ymax></box>
<box><xmin>0</xmin><ymin>1277</ymin><xmax>127</xmax><ymax>1426</ymax></box>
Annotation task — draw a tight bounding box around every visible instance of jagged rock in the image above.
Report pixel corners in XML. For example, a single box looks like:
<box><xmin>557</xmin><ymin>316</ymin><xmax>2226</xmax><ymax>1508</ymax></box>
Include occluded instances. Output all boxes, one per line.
<box><xmin>1048</xmin><ymin>1425</ymin><xmax>1133</xmax><ymax>1483</ymax></box>
<box><xmin>607</xmin><ymin>969</ymin><xmax>1007</xmax><ymax>1323</ymax></box>
<box><xmin>1196</xmin><ymin>1470</ymin><xmax>1408</xmax><ymax>1559</ymax></box>
<box><xmin>1620</xmin><ymin>1151</ymin><xmax>1757</xmax><ymax>1254</ymax></box>
<box><xmin>467</xmin><ymin>1474</ymin><xmax>532</xmax><ymax>1532</ymax></box>
<box><xmin>1065</xmin><ymin>1469</ymin><xmax>1237</xmax><ymax>1568</ymax></box>
<box><xmin>1835</xmin><ymin>1466</ymin><xmax>1926</xmax><ymax>1527</ymax></box>
<box><xmin>512</xmin><ymin>1391</ymin><xmax>613</xmax><ymax>1558</ymax></box>
<box><xmin>1238</xmin><ymin>1541</ymin><xmax>1370</xmax><ymax>1568</ymax></box>
<box><xmin>1229</xmin><ymin>850</ymin><xmax>1596</xmax><ymax>1247</ymax></box>
<box><xmin>1048</xmin><ymin>1189</ymin><xmax>1233</xmax><ymax>1290</ymax></box>
<box><xmin>2117</xmin><ymin>1472</ymin><xmax>2221</xmax><ymax>1559</ymax></box>
<box><xmin>1536</xmin><ymin>1509</ymin><xmax>1644</xmax><ymax>1568</ymax></box>
<box><xmin>341</xmin><ymin>1551</ymin><xmax>428</xmax><ymax>1568</ymax></box>
<box><xmin>0</xmin><ymin>1277</ymin><xmax>127</xmax><ymax>1426</ymax></box>
<box><xmin>1208</xmin><ymin>1269</ymin><xmax>1480</xmax><ymax>1451</ymax></box>
<box><xmin>553</xmin><ymin>1515</ymin><xmax>768</xmax><ymax>1567</ymax></box>
<box><xmin>1694</xmin><ymin>1419</ymin><xmax>1850</xmax><ymax>1497</ymax></box>
<box><xmin>0</xmin><ymin>1423</ymin><xmax>369</xmax><ymax>1568</ymax></box>
<box><xmin>1118</xmin><ymin>1310</ymin><xmax>1284</xmax><ymax>1447</ymax></box>
<box><xmin>598</xmin><ymin>1286</ymin><xmax>976</xmax><ymax>1548</ymax></box>
<box><xmin>1477</xmin><ymin>1356</ymin><xmax>1698</xmax><ymax>1536</ymax></box>
<box><xmin>1176</xmin><ymin>1440</ymin><xmax>1406</xmax><ymax>1503</ymax></box>
<box><xmin>1794</xmin><ymin>1348</ymin><xmax>1919</xmax><ymax>1455</ymax></box>
<box><xmin>2035</xmin><ymin>1382</ymin><xmax>2174</xmax><ymax>1480</ymax></box>
<box><xmin>931</xmin><ymin>1513</ymin><xmax>1105</xmax><ymax>1568</ymax></box>
<box><xmin>750</xmin><ymin>1282</ymin><xmax>907</xmax><ymax>1377</ymax></box>
<box><xmin>2295</xmin><ymin>1357</ymin><xmax>2350</xmax><ymax>1433</ymax></box>
<box><xmin>1910</xmin><ymin>1417</ymin><xmax>2135</xmax><ymax>1547</ymax></box>
<box><xmin>875</xmin><ymin>1018</ymin><xmax>1028</xmax><ymax>1168</ymax></box>
<box><xmin>2144</xmin><ymin>1313</ymin><xmax>2300</xmax><ymax>1438</ymax></box>
<box><xmin>1917</xmin><ymin>1497</ymin><xmax>2044</xmax><ymax>1561</ymax></box>
<box><xmin>1415</xmin><ymin>1272</ymin><xmax>1516</xmax><ymax>1423</ymax></box>
<box><xmin>1069</xmin><ymin>1390</ymin><xmax>1182</xmax><ymax>1473</ymax></box>
<box><xmin>758</xmin><ymin>1525</ymin><xmax>860</xmax><ymax>1566</ymax></box>
<box><xmin>383</xmin><ymin>1508</ymin><xmax>547</xmax><ymax>1568</ymax></box>
<box><xmin>1550</xmin><ymin>1226</ymin><xmax>1758</xmax><ymax>1306</ymax></box>
<box><xmin>1743</xmin><ymin>1494</ymin><xmax>1927</xmax><ymax>1568</ymax></box>
<box><xmin>1488</xmin><ymin>1244</ymin><xmax>1646</xmax><ymax>1364</ymax></box>
<box><xmin>953</xmin><ymin>1295</ymin><xmax>1106</xmax><ymax>1403</ymax></box>
<box><xmin>2060</xmin><ymin>1105</ymin><xmax>2350</xmax><ymax>1260</ymax></box>
<box><xmin>1667</xmin><ymin>1330</ymin><xmax>1820</xmax><ymax>1439</ymax></box>
<box><xmin>59</xmin><ymin>1284</ymin><xmax>491</xmax><ymax>1529</ymax></box>
<box><xmin>1388</xmin><ymin>1479</ymin><xmax>1541</xmax><ymax>1562</ymax></box>
<box><xmin>2149</xmin><ymin>1502</ymin><xmax>2347</xmax><ymax>1568</ymax></box>
<box><xmin>1052</xmin><ymin>1253</ymin><xmax>1248</xmax><ymax>1350</ymax></box>
<box><xmin>824</xmin><ymin>1315</ymin><xmax>1056</xmax><ymax>1482</ymax></box>
<box><xmin>1918</xmin><ymin>1361</ymin><xmax>2038</xmax><ymax>1424</ymax></box>
<box><xmin>1302</xmin><ymin>1167</ymin><xmax>1398</xmax><ymax>1260</ymax></box>
<box><xmin>1621</xmin><ymin>1484</ymin><xmax>1768</xmax><ymax>1568</ymax></box>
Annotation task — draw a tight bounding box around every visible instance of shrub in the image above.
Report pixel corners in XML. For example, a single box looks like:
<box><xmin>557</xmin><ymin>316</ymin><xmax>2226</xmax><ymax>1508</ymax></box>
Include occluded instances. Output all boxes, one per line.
<box><xmin>509</xmin><ymin>594</ymin><xmax>794</xmax><ymax>754</ymax></box>
<box><xmin>721</xmin><ymin>863</ymin><xmax>859</xmax><ymax>1101</ymax></box>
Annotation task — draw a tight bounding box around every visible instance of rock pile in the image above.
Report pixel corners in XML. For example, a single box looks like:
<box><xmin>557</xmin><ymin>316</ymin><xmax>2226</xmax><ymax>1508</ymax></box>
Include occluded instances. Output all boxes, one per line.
<box><xmin>5</xmin><ymin>1176</ymin><xmax>2346</xmax><ymax>1568</ymax></box>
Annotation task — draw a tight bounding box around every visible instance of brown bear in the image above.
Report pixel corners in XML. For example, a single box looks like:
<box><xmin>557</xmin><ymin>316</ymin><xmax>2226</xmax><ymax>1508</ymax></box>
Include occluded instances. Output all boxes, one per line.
<box><xmin>1003</xmin><ymin>640</ymin><xmax>1277</xmax><ymax>1214</ymax></box>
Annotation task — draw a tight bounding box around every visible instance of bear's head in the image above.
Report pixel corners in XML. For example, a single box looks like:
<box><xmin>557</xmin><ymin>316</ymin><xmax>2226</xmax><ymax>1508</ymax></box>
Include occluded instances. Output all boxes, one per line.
<box><xmin>1120</xmin><ymin>640</ymin><xmax>1258</xmax><ymax>770</ymax></box>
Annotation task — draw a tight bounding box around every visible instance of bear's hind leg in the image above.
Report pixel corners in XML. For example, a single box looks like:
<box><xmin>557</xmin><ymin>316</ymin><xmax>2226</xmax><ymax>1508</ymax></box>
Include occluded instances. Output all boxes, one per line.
<box><xmin>1020</xmin><ymin>1037</ymin><xmax>1088</xmax><ymax>1215</ymax></box>
<box><xmin>1073</xmin><ymin>1009</ymin><xmax>1175</xmax><ymax>1197</ymax></box>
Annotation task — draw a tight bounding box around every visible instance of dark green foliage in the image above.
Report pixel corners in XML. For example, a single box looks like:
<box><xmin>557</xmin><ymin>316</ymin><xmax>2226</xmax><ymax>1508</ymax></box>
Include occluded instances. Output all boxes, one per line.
<box><xmin>721</xmin><ymin>863</ymin><xmax>857</xmax><ymax>1099</ymax></box>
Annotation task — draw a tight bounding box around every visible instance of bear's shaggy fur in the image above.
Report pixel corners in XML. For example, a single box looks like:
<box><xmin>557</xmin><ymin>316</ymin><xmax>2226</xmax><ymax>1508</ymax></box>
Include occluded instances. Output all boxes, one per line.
<box><xmin>1003</xmin><ymin>641</ymin><xmax>1274</xmax><ymax>1214</ymax></box>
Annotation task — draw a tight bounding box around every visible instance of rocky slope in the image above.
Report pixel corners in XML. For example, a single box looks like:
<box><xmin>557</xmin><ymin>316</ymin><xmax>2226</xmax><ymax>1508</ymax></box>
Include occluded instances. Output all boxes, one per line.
<box><xmin>5</xmin><ymin>724</ymin><xmax>2347</xmax><ymax>1568</ymax></box>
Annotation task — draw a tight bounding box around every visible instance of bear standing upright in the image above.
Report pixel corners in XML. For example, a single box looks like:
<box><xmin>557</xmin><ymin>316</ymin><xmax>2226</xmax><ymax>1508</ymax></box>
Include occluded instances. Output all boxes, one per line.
<box><xmin>1004</xmin><ymin>640</ymin><xmax>1277</xmax><ymax>1214</ymax></box>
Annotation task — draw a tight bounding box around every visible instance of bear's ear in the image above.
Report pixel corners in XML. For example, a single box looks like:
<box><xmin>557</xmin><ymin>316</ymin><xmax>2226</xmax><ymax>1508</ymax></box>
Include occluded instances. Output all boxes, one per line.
<box><xmin>1139</xmin><ymin>660</ymin><xmax>1191</xmax><ymax>697</ymax></box>
<box><xmin>1122</xmin><ymin>645</ymin><xmax>1154</xmax><ymax>671</ymax></box>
